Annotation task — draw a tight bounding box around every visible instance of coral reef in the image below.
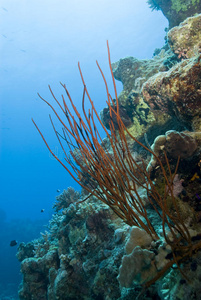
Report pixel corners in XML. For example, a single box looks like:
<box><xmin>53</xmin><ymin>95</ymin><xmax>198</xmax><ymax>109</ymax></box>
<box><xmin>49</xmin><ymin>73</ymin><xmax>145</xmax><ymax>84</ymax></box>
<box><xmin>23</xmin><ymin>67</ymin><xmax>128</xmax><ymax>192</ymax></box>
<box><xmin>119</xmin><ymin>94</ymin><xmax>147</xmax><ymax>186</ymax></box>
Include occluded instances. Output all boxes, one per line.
<box><xmin>53</xmin><ymin>187</ymin><xmax>80</xmax><ymax>212</ymax></box>
<box><xmin>17</xmin><ymin>137</ymin><xmax>201</xmax><ymax>299</ymax></box>
<box><xmin>17</xmin><ymin>196</ymin><xmax>126</xmax><ymax>299</ymax></box>
<box><xmin>18</xmin><ymin>11</ymin><xmax>201</xmax><ymax>300</ymax></box>
<box><xmin>100</xmin><ymin>49</ymin><xmax>178</xmax><ymax>140</ymax></box>
<box><xmin>111</xmin><ymin>14</ymin><xmax>201</xmax><ymax>140</ymax></box>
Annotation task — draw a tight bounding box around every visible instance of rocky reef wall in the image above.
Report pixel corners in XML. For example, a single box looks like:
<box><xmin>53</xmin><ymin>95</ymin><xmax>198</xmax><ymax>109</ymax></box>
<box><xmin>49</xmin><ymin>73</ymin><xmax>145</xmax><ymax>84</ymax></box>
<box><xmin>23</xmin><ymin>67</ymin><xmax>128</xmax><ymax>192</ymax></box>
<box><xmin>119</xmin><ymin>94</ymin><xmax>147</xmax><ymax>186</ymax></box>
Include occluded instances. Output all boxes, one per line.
<box><xmin>17</xmin><ymin>12</ymin><xmax>201</xmax><ymax>300</ymax></box>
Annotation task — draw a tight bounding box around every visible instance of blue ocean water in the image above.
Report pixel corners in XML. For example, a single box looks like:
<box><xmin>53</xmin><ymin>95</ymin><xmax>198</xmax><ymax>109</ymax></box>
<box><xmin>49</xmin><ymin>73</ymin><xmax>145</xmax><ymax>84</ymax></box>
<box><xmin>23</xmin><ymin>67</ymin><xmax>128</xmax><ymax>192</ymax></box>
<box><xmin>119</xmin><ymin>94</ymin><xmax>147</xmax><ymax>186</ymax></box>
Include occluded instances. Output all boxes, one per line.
<box><xmin>0</xmin><ymin>0</ymin><xmax>167</xmax><ymax>298</ymax></box>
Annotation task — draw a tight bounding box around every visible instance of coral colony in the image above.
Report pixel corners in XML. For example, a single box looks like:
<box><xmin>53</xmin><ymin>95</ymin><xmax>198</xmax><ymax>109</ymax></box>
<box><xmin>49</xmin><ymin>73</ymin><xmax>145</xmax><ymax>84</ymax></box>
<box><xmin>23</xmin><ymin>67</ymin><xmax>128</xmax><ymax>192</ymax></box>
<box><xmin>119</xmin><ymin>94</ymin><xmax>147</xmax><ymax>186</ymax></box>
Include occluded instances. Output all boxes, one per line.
<box><xmin>18</xmin><ymin>6</ymin><xmax>201</xmax><ymax>300</ymax></box>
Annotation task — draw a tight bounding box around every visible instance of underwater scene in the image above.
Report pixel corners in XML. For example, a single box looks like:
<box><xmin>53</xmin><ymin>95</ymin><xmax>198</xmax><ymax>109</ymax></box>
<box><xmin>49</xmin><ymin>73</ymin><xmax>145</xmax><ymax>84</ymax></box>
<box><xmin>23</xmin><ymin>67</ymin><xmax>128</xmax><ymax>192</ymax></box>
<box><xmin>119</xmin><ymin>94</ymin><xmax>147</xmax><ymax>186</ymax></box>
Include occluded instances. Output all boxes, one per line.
<box><xmin>1</xmin><ymin>0</ymin><xmax>201</xmax><ymax>299</ymax></box>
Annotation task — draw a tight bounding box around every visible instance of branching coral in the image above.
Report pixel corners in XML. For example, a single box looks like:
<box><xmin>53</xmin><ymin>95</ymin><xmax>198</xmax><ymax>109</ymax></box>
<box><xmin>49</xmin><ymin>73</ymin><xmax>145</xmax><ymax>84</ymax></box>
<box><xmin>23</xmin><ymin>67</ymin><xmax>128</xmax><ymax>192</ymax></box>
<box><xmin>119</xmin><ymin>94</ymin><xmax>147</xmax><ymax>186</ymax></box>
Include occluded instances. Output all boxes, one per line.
<box><xmin>53</xmin><ymin>187</ymin><xmax>80</xmax><ymax>212</ymax></box>
<box><xmin>32</xmin><ymin>41</ymin><xmax>201</xmax><ymax>287</ymax></box>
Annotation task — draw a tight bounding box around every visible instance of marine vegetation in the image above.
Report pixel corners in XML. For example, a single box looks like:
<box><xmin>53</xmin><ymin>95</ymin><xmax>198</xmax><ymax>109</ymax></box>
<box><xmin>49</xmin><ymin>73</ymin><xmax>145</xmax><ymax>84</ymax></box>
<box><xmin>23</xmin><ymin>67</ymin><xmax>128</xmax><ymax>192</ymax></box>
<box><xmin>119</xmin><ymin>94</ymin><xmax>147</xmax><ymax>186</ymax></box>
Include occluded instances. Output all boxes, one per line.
<box><xmin>32</xmin><ymin>41</ymin><xmax>201</xmax><ymax>288</ymax></box>
<box><xmin>147</xmin><ymin>0</ymin><xmax>161</xmax><ymax>11</ymax></box>
<box><xmin>147</xmin><ymin>0</ymin><xmax>201</xmax><ymax>28</ymax></box>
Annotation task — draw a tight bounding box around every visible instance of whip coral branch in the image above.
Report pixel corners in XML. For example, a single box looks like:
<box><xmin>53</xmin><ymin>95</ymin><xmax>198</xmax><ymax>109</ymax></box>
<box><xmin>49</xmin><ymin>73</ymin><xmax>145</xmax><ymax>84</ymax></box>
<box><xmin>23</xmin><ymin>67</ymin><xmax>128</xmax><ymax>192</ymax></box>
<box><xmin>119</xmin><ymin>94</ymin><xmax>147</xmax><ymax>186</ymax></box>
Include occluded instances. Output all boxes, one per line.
<box><xmin>32</xmin><ymin>41</ymin><xmax>201</xmax><ymax>285</ymax></box>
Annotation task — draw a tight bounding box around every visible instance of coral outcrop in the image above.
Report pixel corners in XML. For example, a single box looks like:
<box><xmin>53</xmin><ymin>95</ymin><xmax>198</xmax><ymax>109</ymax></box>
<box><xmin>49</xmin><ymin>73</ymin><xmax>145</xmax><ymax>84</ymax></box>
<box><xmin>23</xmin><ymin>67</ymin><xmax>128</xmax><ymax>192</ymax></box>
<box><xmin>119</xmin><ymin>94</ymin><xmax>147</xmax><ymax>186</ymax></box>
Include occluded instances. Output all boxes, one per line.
<box><xmin>17</xmin><ymin>126</ymin><xmax>201</xmax><ymax>299</ymax></box>
<box><xmin>147</xmin><ymin>130</ymin><xmax>198</xmax><ymax>172</ymax></box>
<box><xmin>168</xmin><ymin>14</ymin><xmax>201</xmax><ymax>59</ymax></box>
<box><xmin>142</xmin><ymin>55</ymin><xmax>201</xmax><ymax>131</ymax></box>
<box><xmin>108</xmin><ymin>14</ymin><xmax>201</xmax><ymax>141</ymax></box>
<box><xmin>17</xmin><ymin>197</ymin><xmax>127</xmax><ymax>300</ymax></box>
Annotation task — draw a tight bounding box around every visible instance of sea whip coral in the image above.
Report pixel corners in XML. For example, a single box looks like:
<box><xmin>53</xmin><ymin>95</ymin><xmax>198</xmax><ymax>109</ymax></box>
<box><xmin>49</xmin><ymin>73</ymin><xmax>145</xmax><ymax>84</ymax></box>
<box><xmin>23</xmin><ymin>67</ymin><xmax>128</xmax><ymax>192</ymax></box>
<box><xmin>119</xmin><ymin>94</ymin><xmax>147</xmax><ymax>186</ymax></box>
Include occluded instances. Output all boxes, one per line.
<box><xmin>32</xmin><ymin>41</ymin><xmax>201</xmax><ymax>287</ymax></box>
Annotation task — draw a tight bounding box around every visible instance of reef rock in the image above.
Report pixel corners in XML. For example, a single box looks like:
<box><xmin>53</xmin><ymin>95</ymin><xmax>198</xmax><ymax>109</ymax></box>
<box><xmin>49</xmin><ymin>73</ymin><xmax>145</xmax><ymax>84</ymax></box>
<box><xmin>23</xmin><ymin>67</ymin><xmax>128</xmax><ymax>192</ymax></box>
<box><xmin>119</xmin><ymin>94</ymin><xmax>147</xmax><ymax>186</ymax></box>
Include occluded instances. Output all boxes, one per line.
<box><xmin>168</xmin><ymin>14</ymin><xmax>201</xmax><ymax>59</ymax></box>
<box><xmin>102</xmin><ymin>50</ymin><xmax>178</xmax><ymax>140</ymax></box>
<box><xmin>108</xmin><ymin>14</ymin><xmax>201</xmax><ymax>140</ymax></box>
<box><xmin>147</xmin><ymin>130</ymin><xmax>198</xmax><ymax>172</ymax></box>
<box><xmin>100</xmin><ymin>102</ymin><xmax>133</xmax><ymax>130</ymax></box>
<box><xmin>142</xmin><ymin>55</ymin><xmax>201</xmax><ymax>131</ymax></box>
<box><xmin>111</xmin><ymin>51</ymin><xmax>171</xmax><ymax>104</ymax></box>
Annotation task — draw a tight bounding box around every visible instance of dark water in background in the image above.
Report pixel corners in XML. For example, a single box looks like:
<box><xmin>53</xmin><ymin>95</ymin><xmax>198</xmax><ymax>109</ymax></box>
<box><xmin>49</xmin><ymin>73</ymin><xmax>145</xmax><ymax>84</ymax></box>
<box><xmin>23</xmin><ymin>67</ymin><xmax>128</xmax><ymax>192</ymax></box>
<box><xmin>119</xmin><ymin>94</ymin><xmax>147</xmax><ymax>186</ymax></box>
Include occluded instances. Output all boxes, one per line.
<box><xmin>0</xmin><ymin>214</ymin><xmax>48</xmax><ymax>299</ymax></box>
<box><xmin>0</xmin><ymin>0</ymin><xmax>167</xmax><ymax>297</ymax></box>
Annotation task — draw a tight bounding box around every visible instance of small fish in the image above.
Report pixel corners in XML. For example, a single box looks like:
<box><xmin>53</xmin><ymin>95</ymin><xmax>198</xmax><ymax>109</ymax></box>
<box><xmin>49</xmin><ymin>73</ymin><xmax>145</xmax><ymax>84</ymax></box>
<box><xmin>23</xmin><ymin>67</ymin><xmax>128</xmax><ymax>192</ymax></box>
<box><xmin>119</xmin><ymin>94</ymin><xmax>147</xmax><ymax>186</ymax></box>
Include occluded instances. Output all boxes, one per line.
<box><xmin>10</xmin><ymin>240</ymin><xmax>17</xmax><ymax>247</ymax></box>
<box><xmin>41</xmin><ymin>209</ymin><xmax>45</xmax><ymax>213</ymax></box>
<box><xmin>57</xmin><ymin>189</ymin><xmax>60</xmax><ymax>193</ymax></box>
